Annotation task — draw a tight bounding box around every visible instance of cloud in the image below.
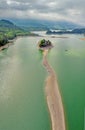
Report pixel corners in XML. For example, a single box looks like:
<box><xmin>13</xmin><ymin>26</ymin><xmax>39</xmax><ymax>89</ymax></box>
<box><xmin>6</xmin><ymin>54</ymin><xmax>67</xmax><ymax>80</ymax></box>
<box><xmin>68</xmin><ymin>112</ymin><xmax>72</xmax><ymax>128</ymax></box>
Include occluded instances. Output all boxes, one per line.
<box><xmin>0</xmin><ymin>0</ymin><xmax>85</xmax><ymax>25</ymax></box>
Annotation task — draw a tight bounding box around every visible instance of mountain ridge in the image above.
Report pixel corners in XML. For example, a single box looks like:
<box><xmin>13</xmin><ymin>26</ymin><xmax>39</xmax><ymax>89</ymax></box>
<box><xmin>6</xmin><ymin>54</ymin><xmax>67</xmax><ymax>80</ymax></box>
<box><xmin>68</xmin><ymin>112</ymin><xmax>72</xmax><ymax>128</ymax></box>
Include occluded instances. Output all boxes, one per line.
<box><xmin>10</xmin><ymin>19</ymin><xmax>84</xmax><ymax>30</ymax></box>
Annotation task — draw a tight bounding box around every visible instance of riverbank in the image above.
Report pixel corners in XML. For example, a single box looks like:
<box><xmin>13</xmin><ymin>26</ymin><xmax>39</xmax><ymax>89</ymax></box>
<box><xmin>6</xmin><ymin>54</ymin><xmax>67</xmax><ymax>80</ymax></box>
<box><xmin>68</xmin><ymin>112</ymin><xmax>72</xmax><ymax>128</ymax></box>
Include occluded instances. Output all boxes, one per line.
<box><xmin>0</xmin><ymin>34</ymin><xmax>39</xmax><ymax>52</ymax></box>
<box><xmin>0</xmin><ymin>44</ymin><xmax>9</xmax><ymax>51</ymax></box>
<box><xmin>0</xmin><ymin>36</ymin><xmax>17</xmax><ymax>51</ymax></box>
<box><xmin>0</xmin><ymin>41</ymin><xmax>14</xmax><ymax>51</ymax></box>
<box><xmin>43</xmin><ymin>50</ymin><xmax>66</xmax><ymax>130</ymax></box>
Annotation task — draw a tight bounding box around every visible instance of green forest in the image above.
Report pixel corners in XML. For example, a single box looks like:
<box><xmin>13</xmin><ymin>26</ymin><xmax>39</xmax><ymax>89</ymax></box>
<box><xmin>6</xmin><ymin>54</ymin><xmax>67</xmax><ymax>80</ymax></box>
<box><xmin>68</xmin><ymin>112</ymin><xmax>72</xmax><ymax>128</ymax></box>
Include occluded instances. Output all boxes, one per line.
<box><xmin>0</xmin><ymin>19</ymin><xmax>34</xmax><ymax>47</ymax></box>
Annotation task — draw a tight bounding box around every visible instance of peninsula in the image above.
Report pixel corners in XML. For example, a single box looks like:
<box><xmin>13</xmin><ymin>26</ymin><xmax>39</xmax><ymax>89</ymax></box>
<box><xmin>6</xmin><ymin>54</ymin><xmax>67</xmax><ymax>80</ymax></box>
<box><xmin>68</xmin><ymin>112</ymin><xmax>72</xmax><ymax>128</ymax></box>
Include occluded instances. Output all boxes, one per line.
<box><xmin>38</xmin><ymin>40</ymin><xmax>66</xmax><ymax>130</ymax></box>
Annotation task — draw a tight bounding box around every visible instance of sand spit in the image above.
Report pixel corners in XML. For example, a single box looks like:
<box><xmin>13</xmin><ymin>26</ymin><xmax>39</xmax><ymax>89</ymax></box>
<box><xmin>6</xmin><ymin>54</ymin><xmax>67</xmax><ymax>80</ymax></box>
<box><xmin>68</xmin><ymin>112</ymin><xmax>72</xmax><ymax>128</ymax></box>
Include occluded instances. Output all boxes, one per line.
<box><xmin>43</xmin><ymin>50</ymin><xmax>66</xmax><ymax>130</ymax></box>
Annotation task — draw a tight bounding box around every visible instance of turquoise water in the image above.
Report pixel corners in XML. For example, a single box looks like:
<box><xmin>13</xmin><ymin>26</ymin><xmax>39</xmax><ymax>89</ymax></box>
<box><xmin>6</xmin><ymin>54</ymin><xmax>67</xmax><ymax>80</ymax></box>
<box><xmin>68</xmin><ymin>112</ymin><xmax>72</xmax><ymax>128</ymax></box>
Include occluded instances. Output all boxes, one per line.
<box><xmin>48</xmin><ymin>35</ymin><xmax>85</xmax><ymax>130</ymax></box>
<box><xmin>0</xmin><ymin>37</ymin><xmax>51</xmax><ymax>130</ymax></box>
<box><xmin>0</xmin><ymin>35</ymin><xmax>85</xmax><ymax>130</ymax></box>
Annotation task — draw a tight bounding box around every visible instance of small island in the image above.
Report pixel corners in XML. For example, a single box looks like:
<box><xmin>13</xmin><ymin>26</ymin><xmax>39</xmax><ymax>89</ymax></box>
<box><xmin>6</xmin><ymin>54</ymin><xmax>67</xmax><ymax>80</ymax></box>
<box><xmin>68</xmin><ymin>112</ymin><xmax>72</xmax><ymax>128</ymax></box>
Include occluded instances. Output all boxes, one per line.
<box><xmin>38</xmin><ymin>39</ymin><xmax>53</xmax><ymax>50</ymax></box>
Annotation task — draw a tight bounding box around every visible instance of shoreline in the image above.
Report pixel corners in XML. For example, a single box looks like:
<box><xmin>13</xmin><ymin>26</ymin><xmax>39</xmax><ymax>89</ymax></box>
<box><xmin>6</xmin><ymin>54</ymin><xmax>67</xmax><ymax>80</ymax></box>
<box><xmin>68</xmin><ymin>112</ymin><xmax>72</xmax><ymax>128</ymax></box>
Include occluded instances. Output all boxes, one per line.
<box><xmin>0</xmin><ymin>44</ymin><xmax>9</xmax><ymax>51</ymax></box>
<box><xmin>0</xmin><ymin>34</ymin><xmax>40</xmax><ymax>52</ymax></box>
<box><xmin>0</xmin><ymin>39</ymin><xmax>16</xmax><ymax>51</ymax></box>
<box><xmin>43</xmin><ymin>50</ymin><xmax>66</xmax><ymax>130</ymax></box>
<box><xmin>0</xmin><ymin>42</ymin><xmax>12</xmax><ymax>51</ymax></box>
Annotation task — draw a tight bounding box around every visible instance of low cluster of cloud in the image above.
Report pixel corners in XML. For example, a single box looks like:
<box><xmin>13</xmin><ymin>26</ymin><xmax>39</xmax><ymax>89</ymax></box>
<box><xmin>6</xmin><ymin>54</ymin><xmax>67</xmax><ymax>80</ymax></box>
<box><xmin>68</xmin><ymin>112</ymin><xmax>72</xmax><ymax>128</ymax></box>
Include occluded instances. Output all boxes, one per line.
<box><xmin>0</xmin><ymin>0</ymin><xmax>85</xmax><ymax>25</ymax></box>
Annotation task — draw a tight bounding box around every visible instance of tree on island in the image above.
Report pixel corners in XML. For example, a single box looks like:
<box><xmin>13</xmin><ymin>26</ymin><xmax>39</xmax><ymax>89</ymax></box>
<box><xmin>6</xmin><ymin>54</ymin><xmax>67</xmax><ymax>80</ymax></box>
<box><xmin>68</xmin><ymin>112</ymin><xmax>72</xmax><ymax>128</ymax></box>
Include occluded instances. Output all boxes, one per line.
<box><xmin>39</xmin><ymin>39</ymin><xmax>52</xmax><ymax>48</ymax></box>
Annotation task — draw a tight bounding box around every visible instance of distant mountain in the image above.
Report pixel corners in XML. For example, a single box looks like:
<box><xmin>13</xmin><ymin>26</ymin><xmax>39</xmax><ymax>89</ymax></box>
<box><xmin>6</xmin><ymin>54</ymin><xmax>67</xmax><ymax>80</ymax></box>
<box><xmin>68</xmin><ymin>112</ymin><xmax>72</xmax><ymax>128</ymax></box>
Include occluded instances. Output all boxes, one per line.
<box><xmin>11</xmin><ymin>19</ymin><xmax>84</xmax><ymax>31</ymax></box>
<box><xmin>0</xmin><ymin>19</ymin><xmax>34</xmax><ymax>35</ymax></box>
<box><xmin>46</xmin><ymin>28</ymin><xmax>85</xmax><ymax>35</ymax></box>
<box><xmin>0</xmin><ymin>19</ymin><xmax>14</xmax><ymax>25</ymax></box>
<box><xmin>0</xmin><ymin>19</ymin><xmax>23</xmax><ymax>31</ymax></box>
<box><xmin>71</xmin><ymin>28</ymin><xmax>85</xmax><ymax>33</ymax></box>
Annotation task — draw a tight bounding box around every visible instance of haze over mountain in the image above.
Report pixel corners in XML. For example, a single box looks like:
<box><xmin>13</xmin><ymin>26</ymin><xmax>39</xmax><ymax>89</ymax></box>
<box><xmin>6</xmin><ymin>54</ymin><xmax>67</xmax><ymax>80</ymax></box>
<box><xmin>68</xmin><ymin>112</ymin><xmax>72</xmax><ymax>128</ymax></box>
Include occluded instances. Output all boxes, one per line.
<box><xmin>7</xmin><ymin>19</ymin><xmax>84</xmax><ymax>31</ymax></box>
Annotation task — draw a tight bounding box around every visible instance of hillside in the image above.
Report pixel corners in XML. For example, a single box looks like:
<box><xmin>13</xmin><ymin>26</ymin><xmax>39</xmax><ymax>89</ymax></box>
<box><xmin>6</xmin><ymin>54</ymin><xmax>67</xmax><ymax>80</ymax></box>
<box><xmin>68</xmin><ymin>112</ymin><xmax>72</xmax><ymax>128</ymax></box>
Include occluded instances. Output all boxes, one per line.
<box><xmin>0</xmin><ymin>19</ymin><xmax>31</xmax><ymax>37</ymax></box>
<box><xmin>0</xmin><ymin>19</ymin><xmax>35</xmax><ymax>47</ymax></box>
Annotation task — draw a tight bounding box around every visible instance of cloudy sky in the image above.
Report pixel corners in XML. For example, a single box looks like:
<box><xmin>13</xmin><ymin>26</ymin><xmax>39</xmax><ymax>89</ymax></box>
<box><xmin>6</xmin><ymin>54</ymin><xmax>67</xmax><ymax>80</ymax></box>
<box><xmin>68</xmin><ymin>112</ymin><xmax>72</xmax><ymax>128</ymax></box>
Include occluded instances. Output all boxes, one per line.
<box><xmin>0</xmin><ymin>0</ymin><xmax>85</xmax><ymax>25</ymax></box>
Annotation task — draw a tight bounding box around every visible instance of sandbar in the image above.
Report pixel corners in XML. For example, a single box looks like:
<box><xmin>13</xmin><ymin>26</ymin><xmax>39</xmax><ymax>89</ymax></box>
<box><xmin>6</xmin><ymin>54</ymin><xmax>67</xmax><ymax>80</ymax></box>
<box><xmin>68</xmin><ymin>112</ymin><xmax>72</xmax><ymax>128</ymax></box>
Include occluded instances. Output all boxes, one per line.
<box><xmin>43</xmin><ymin>50</ymin><xmax>66</xmax><ymax>130</ymax></box>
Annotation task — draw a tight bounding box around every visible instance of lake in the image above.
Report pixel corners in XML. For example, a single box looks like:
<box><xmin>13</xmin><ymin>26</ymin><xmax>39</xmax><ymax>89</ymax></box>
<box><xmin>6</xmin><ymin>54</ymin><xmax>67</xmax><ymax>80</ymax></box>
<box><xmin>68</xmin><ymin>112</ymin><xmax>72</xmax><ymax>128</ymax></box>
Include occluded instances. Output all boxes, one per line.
<box><xmin>0</xmin><ymin>34</ymin><xmax>85</xmax><ymax>130</ymax></box>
